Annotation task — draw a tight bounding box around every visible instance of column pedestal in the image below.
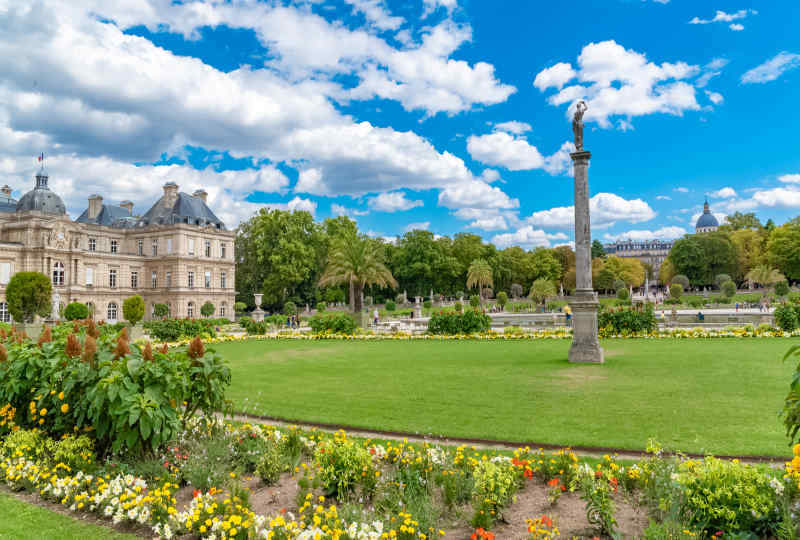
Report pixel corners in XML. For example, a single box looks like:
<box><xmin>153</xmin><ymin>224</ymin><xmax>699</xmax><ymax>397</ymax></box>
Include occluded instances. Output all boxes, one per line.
<box><xmin>568</xmin><ymin>289</ymin><xmax>603</xmax><ymax>363</ymax></box>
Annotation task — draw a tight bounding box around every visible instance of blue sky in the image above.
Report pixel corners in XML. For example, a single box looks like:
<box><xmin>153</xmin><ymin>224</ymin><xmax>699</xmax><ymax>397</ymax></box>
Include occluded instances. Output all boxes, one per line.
<box><xmin>1</xmin><ymin>0</ymin><xmax>799</xmax><ymax>248</ymax></box>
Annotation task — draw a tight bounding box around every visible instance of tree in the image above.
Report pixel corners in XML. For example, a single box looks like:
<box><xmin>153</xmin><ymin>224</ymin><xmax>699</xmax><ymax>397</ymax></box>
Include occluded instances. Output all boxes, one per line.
<box><xmin>745</xmin><ymin>264</ymin><xmax>784</xmax><ymax>290</ymax></box>
<box><xmin>529</xmin><ymin>248</ymin><xmax>562</xmax><ymax>283</ymax></box>
<box><xmin>659</xmin><ymin>258</ymin><xmax>676</xmax><ymax>285</ymax></box>
<box><xmin>496</xmin><ymin>291</ymin><xmax>508</xmax><ymax>310</ymax></box>
<box><xmin>669</xmin><ymin>283</ymin><xmax>683</xmax><ymax>300</ymax></box>
<box><xmin>721</xmin><ymin>280</ymin><xmax>736</xmax><ymax>300</ymax></box>
<box><xmin>766</xmin><ymin>221</ymin><xmax>800</xmax><ymax>280</ymax></box>
<box><xmin>730</xmin><ymin>229</ymin><xmax>766</xmax><ymax>282</ymax></box>
<box><xmin>466</xmin><ymin>259</ymin><xmax>493</xmax><ymax>304</ymax></box>
<box><xmin>201</xmin><ymin>301</ymin><xmax>215</xmax><ymax>318</ymax></box>
<box><xmin>122</xmin><ymin>295</ymin><xmax>145</xmax><ymax>326</ymax></box>
<box><xmin>722</xmin><ymin>212</ymin><xmax>762</xmax><ymax>231</ymax></box>
<box><xmin>529</xmin><ymin>278</ymin><xmax>556</xmax><ymax>305</ymax></box>
<box><xmin>613</xmin><ymin>279</ymin><xmax>626</xmax><ymax>292</ymax></box>
<box><xmin>595</xmin><ymin>267</ymin><xmax>615</xmax><ymax>292</ymax></box>
<box><xmin>154</xmin><ymin>303</ymin><xmax>169</xmax><ymax>318</ymax></box>
<box><xmin>714</xmin><ymin>274</ymin><xmax>732</xmax><ymax>290</ymax></box>
<box><xmin>591</xmin><ymin>239</ymin><xmax>606</xmax><ymax>259</ymax></box>
<box><xmin>319</xmin><ymin>231</ymin><xmax>398</xmax><ymax>314</ymax></box>
<box><xmin>563</xmin><ymin>268</ymin><xmax>576</xmax><ymax>293</ymax></box>
<box><xmin>617</xmin><ymin>288</ymin><xmax>629</xmax><ymax>301</ymax></box>
<box><xmin>5</xmin><ymin>272</ymin><xmax>52</xmax><ymax>323</ymax></box>
<box><xmin>64</xmin><ymin>302</ymin><xmax>89</xmax><ymax>321</ymax></box>
<box><xmin>672</xmin><ymin>274</ymin><xmax>690</xmax><ymax>289</ymax></box>
<box><xmin>469</xmin><ymin>295</ymin><xmax>480</xmax><ymax>307</ymax></box>
<box><xmin>669</xmin><ymin>233</ymin><xmax>737</xmax><ymax>286</ymax></box>
<box><xmin>283</xmin><ymin>301</ymin><xmax>297</xmax><ymax>315</ymax></box>
<box><xmin>553</xmin><ymin>245</ymin><xmax>576</xmax><ymax>278</ymax></box>
<box><xmin>775</xmin><ymin>280</ymin><xmax>790</xmax><ymax>298</ymax></box>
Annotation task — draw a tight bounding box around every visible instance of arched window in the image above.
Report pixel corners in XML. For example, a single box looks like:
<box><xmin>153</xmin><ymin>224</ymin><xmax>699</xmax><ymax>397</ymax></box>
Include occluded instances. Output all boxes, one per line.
<box><xmin>187</xmin><ymin>301</ymin><xmax>194</xmax><ymax>318</ymax></box>
<box><xmin>0</xmin><ymin>302</ymin><xmax>9</xmax><ymax>323</ymax></box>
<box><xmin>52</xmin><ymin>261</ymin><xmax>65</xmax><ymax>286</ymax></box>
<box><xmin>220</xmin><ymin>302</ymin><xmax>226</xmax><ymax>318</ymax></box>
<box><xmin>107</xmin><ymin>302</ymin><xmax>118</xmax><ymax>321</ymax></box>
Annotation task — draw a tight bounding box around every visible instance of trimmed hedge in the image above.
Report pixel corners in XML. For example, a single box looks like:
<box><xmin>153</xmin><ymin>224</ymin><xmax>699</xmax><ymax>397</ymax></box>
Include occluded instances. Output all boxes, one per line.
<box><xmin>308</xmin><ymin>313</ymin><xmax>357</xmax><ymax>334</ymax></box>
<box><xmin>427</xmin><ymin>309</ymin><xmax>491</xmax><ymax>335</ymax></box>
<box><xmin>598</xmin><ymin>306</ymin><xmax>657</xmax><ymax>335</ymax></box>
<box><xmin>143</xmin><ymin>318</ymin><xmax>222</xmax><ymax>341</ymax></box>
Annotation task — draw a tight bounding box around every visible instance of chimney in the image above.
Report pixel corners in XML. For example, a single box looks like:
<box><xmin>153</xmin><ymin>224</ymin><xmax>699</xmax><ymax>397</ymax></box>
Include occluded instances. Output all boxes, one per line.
<box><xmin>119</xmin><ymin>200</ymin><xmax>133</xmax><ymax>215</ymax></box>
<box><xmin>163</xmin><ymin>182</ymin><xmax>179</xmax><ymax>206</ymax></box>
<box><xmin>88</xmin><ymin>194</ymin><xmax>103</xmax><ymax>220</ymax></box>
<box><xmin>0</xmin><ymin>185</ymin><xmax>11</xmax><ymax>197</ymax></box>
<box><xmin>193</xmin><ymin>189</ymin><xmax>207</xmax><ymax>203</ymax></box>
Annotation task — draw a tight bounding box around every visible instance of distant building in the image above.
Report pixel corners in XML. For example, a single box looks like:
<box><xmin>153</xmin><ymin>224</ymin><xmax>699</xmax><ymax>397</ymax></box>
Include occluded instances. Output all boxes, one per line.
<box><xmin>695</xmin><ymin>199</ymin><xmax>719</xmax><ymax>233</ymax></box>
<box><xmin>0</xmin><ymin>173</ymin><xmax>235</xmax><ymax>322</ymax></box>
<box><xmin>603</xmin><ymin>239</ymin><xmax>674</xmax><ymax>283</ymax></box>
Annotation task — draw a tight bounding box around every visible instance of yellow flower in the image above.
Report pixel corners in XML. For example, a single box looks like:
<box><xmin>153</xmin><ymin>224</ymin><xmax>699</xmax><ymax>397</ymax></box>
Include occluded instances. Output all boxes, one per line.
<box><xmin>60</xmin><ymin>403</ymin><xmax>69</xmax><ymax>414</ymax></box>
<box><xmin>39</xmin><ymin>408</ymin><xmax>47</xmax><ymax>416</ymax></box>
<box><xmin>58</xmin><ymin>391</ymin><xmax>64</xmax><ymax>400</ymax></box>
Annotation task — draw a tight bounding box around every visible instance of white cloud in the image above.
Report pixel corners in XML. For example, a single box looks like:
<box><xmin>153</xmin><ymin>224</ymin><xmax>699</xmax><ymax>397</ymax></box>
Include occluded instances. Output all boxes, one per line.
<box><xmin>480</xmin><ymin>169</ymin><xmax>501</xmax><ymax>182</ymax></box>
<box><xmin>779</xmin><ymin>174</ymin><xmax>800</xmax><ymax>184</ymax></box>
<box><xmin>751</xmin><ymin>187</ymin><xmax>800</xmax><ymax>209</ymax></box>
<box><xmin>367</xmin><ymin>191</ymin><xmax>424</xmax><ymax>212</ymax></box>
<box><xmin>404</xmin><ymin>221</ymin><xmax>430</xmax><ymax>232</ymax></box>
<box><xmin>267</xmin><ymin>196</ymin><xmax>318</xmax><ymax>216</ymax></box>
<box><xmin>467</xmin><ymin>131</ymin><xmax>574</xmax><ymax>174</ymax></box>
<box><xmin>422</xmin><ymin>0</ymin><xmax>458</xmax><ymax>17</ymax></box>
<box><xmin>342</xmin><ymin>0</ymin><xmax>404</xmax><ymax>31</ymax></box>
<box><xmin>603</xmin><ymin>226</ymin><xmax>687</xmax><ymax>242</ymax></box>
<box><xmin>528</xmin><ymin>193</ymin><xmax>657</xmax><ymax>229</ymax></box>
<box><xmin>534</xmin><ymin>40</ymin><xmax>701</xmax><ymax>128</ymax></box>
<box><xmin>696</xmin><ymin>58</ymin><xmax>728</xmax><ymax>87</ymax></box>
<box><xmin>656</xmin><ymin>195</ymin><xmax>672</xmax><ymax>200</ymax></box>
<box><xmin>689</xmin><ymin>9</ymin><xmax>757</xmax><ymax>29</ymax></box>
<box><xmin>491</xmin><ymin>226</ymin><xmax>567</xmax><ymax>249</ymax></box>
<box><xmin>705</xmin><ymin>90</ymin><xmax>724</xmax><ymax>105</ymax></box>
<box><xmin>675</xmin><ymin>187</ymin><xmax>689</xmax><ymax>193</ymax></box>
<box><xmin>741</xmin><ymin>52</ymin><xmax>800</xmax><ymax>84</ymax></box>
<box><xmin>331</xmin><ymin>203</ymin><xmax>368</xmax><ymax>217</ymax></box>
<box><xmin>709</xmin><ymin>187</ymin><xmax>737</xmax><ymax>199</ymax></box>
<box><xmin>467</xmin><ymin>215</ymin><xmax>508</xmax><ymax>231</ymax></box>
<box><xmin>493</xmin><ymin>121</ymin><xmax>532</xmax><ymax>135</ymax></box>
<box><xmin>438</xmin><ymin>179</ymin><xmax>519</xmax><ymax>210</ymax></box>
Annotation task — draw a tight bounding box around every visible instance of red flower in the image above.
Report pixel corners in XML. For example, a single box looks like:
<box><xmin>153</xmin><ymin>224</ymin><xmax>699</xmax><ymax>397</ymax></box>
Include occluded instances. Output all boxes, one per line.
<box><xmin>547</xmin><ymin>478</ymin><xmax>560</xmax><ymax>487</ymax></box>
<box><xmin>524</xmin><ymin>468</ymin><xmax>533</xmax><ymax>480</ymax></box>
<box><xmin>192</xmin><ymin>489</ymin><xmax>200</xmax><ymax>499</ymax></box>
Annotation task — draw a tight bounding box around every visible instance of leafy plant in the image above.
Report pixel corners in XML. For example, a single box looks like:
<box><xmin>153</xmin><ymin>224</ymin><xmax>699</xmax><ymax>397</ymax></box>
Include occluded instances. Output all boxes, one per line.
<box><xmin>598</xmin><ymin>306</ymin><xmax>657</xmax><ymax>335</ymax></box>
<box><xmin>5</xmin><ymin>272</ymin><xmax>51</xmax><ymax>322</ymax></box>
<box><xmin>617</xmin><ymin>287</ymin><xmax>630</xmax><ymax>300</ymax></box>
<box><xmin>428</xmin><ymin>310</ymin><xmax>491</xmax><ymax>335</ymax></box>
<box><xmin>496</xmin><ymin>291</ymin><xmax>508</xmax><ymax>310</ymax></box>
<box><xmin>63</xmin><ymin>302</ymin><xmax>89</xmax><ymax>321</ymax></box>
<box><xmin>776</xmin><ymin>280</ymin><xmax>791</xmax><ymax>298</ymax></box>
<box><xmin>314</xmin><ymin>437</ymin><xmax>375</xmax><ymax>499</ymax></box>
<box><xmin>122</xmin><ymin>295</ymin><xmax>145</xmax><ymax>325</ymax></box>
<box><xmin>153</xmin><ymin>303</ymin><xmax>169</xmax><ymax>318</ymax></box>
<box><xmin>423</xmin><ymin>300</ymin><xmax>432</xmax><ymax>309</ymax></box>
<box><xmin>469</xmin><ymin>295</ymin><xmax>480</xmax><ymax>308</ymax></box>
<box><xmin>385</xmin><ymin>300</ymin><xmax>397</xmax><ymax>312</ymax></box>
<box><xmin>143</xmin><ymin>318</ymin><xmax>218</xmax><ymax>341</ymax></box>
<box><xmin>308</xmin><ymin>313</ymin><xmax>357</xmax><ymax>334</ymax></box>
<box><xmin>234</xmin><ymin>301</ymin><xmax>247</xmax><ymax>314</ymax></box>
<box><xmin>672</xmin><ymin>275</ymin><xmax>690</xmax><ymax>290</ymax></box>
<box><xmin>577</xmin><ymin>467</ymin><xmax>617</xmax><ymax>537</ymax></box>
<box><xmin>255</xmin><ymin>441</ymin><xmax>285</xmax><ymax>485</ymax></box>
<box><xmin>722</xmin><ymin>280</ymin><xmax>737</xmax><ymax>300</ymax></box>
<box><xmin>283</xmin><ymin>301</ymin><xmax>297</xmax><ymax>315</ymax></box>
<box><xmin>316</xmin><ymin>301</ymin><xmax>326</xmax><ymax>312</ymax></box>
<box><xmin>782</xmin><ymin>345</ymin><xmax>800</xmax><ymax>444</ymax></box>
<box><xmin>200</xmin><ymin>301</ymin><xmax>215</xmax><ymax>317</ymax></box>
<box><xmin>470</xmin><ymin>459</ymin><xmax>518</xmax><ymax>529</ymax></box>
<box><xmin>775</xmin><ymin>305</ymin><xmax>798</xmax><ymax>332</ymax></box>
<box><xmin>670</xmin><ymin>283</ymin><xmax>684</xmax><ymax>300</ymax></box>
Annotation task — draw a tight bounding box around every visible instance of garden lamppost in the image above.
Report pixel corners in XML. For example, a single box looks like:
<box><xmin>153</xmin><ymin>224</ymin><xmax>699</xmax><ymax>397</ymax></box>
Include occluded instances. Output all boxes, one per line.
<box><xmin>568</xmin><ymin>101</ymin><xmax>604</xmax><ymax>363</ymax></box>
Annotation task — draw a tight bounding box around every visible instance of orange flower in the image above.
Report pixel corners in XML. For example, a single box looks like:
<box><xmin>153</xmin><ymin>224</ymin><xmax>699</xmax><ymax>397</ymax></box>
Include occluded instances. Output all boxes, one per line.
<box><xmin>37</xmin><ymin>326</ymin><xmax>52</xmax><ymax>346</ymax></box>
<box><xmin>65</xmin><ymin>333</ymin><xmax>82</xmax><ymax>358</ymax></box>
<box><xmin>82</xmin><ymin>335</ymin><xmax>97</xmax><ymax>366</ymax></box>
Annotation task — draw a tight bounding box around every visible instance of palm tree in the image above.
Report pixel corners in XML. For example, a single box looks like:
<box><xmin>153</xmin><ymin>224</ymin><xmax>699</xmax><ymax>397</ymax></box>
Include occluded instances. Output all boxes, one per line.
<box><xmin>745</xmin><ymin>265</ymin><xmax>784</xmax><ymax>291</ymax></box>
<box><xmin>529</xmin><ymin>278</ymin><xmax>557</xmax><ymax>306</ymax></box>
<box><xmin>319</xmin><ymin>232</ymin><xmax>397</xmax><ymax>313</ymax></box>
<box><xmin>466</xmin><ymin>259</ymin><xmax>493</xmax><ymax>304</ymax></box>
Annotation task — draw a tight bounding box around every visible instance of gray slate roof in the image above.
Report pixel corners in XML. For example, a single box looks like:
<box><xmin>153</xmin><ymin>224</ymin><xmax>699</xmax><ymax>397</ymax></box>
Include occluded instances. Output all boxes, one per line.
<box><xmin>136</xmin><ymin>192</ymin><xmax>225</xmax><ymax>229</ymax></box>
<box><xmin>75</xmin><ymin>204</ymin><xmax>137</xmax><ymax>228</ymax></box>
<box><xmin>16</xmin><ymin>174</ymin><xmax>66</xmax><ymax>215</ymax></box>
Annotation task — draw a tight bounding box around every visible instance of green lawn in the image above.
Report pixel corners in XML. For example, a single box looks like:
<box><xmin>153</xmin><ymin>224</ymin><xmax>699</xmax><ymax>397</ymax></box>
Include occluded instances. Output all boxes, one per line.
<box><xmin>0</xmin><ymin>492</ymin><xmax>140</xmax><ymax>540</ymax></box>
<box><xmin>218</xmin><ymin>338</ymin><xmax>797</xmax><ymax>457</ymax></box>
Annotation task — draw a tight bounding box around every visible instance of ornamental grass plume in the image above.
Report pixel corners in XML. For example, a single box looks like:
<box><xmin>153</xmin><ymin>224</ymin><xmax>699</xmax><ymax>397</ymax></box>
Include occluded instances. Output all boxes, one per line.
<box><xmin>159</xmin><ymin>343</ymin><xmax>169</xmax><ymax>355</ymax></box>
<box><xmin>0</xmin><ymin>344</ymin><xmax>6</xmax><ymax>362</ymax></box>
<box><xmin>37</xmin><ymin>326</ymin><xmax>52</xmax><ymax>346</ymax></box>
<box><xmin>82</xmin><ymin>335</ymin><xmax>97</xmax><ymax>367</ymax></box>
<box><xmin>113</xmin><ymin>336</ymin><xmax>130</xmax><ymax>360</ymax></box>
<box><xmin>187</xmin><ymin>336</ymin><xmax>205</xmax><ymax>359</ymax></box>
<box><xmin>72</xmin><ymin>321</ymin><xmax>79</xmax><ymax>333</ymax></box>
<box><xmin>0</xmin><ymin>328</ymin><xmax>6</xmax><ymax>340</ymax></box>
<box><xmin>65</xmin><ymin>333</ymin><xmax>82</xmax><ymax>358</ymax></box>
<box><xmin>118</xmin><ymin>326</ymin><xmax>129</xmax><ymax>342</ymax></box>
<box><xmin>142</xmin><ymin>341</ymin><xmax>154</xmax><ymax>362</ymax></box>
<box><xmin>86</xmin><ymin>319</ymin><xmax>99</xmax><ymax>338</ymax></box>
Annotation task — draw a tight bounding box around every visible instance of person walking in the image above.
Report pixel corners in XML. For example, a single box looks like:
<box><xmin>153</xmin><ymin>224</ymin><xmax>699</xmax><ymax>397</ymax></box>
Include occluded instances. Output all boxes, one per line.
<box><xmin>373</xmin><ymin>308</ymin><xmax>379</xmax><ymax>326</ymax></box>
<box><xmin>564</xmin><ymin>304</ymin><xmax>572</xmax><ymax>327</ymax></box>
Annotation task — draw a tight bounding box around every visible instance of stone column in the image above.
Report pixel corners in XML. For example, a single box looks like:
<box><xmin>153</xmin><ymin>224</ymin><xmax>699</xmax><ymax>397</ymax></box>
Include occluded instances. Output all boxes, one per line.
<box><xmin>568</xmin><ymin>151</ymin><xmax>604</xmax><ymax>363</ymax></box>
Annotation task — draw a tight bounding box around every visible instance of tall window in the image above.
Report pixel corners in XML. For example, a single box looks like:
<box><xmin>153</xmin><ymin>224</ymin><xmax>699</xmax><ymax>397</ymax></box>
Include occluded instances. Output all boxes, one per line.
<box><xmin>85</xmin><ymin>267</ymin><xmax>94</xmax><ymax>286</ymax></box>
<box><xmin>52</xmin><ymin>261</ymin><xmax>64</xmax><ymax>286</ymax></box>
<box><xmin>204</xmin><ymin>271</ymin><xmax>211</xmax><ymax>288</ymax></box>
<box><xmin>187</xmin><ymin>271</ymin><xmax>194</xmax><ymax>288</ymax></box>
<box><xmin>111</xmin><ymin>239</ymin><xmax>118</xmax><ymax>253</ymax></box>
<box><xmin>152</xmin><ymin>239</ymin><xmax>158</xmax><ymax>256</ymax></box>
<box><xmin>220</xmin><ymin>271</ymin><xmax>226</xmax><ymax>289</ymax></box>
<box><xmin>188</xmin><ymin>238</ymin><xmax>195</xmax><ymax>255</ymax></box>
<box><xmin>221</xmin><ymin>243</ymin><xmax>226</xmax><ymax>258</ymax></box>
<box><xmin>0</xmin><ymin>262</ymin><xmax>10</xmax><ymax>284</ymax></box>
<box><xmin>187</xmin><ymin>301</ymin><xmax>194</xmax><ymax>318</ymax></box>
<box><xmin>107</xmin><ymin>302</ymin><xmax>118</xmax><ymax>321</ymax></box>
<box><xmin>88</xmin><ymin>238</ymin><xmax>96</xmax><ymax>251</ymax></box>
<box><xmin>205</xmin><ymin>240</ymin><xmax>211</xmax><ymax>257</ymax></box>
<box><xmin>220</xmin><ymin>302</ymin><xmax>226</xmax><ymax>318</ymax></box>
<box><xmin>167</xmin><ymin>238</ymin><xmax>172</xmax><ymax>254</ymax></box>
<box><xmin>166</xmin><ymin>271</ymin><xmax>171</xmax><ymax>288</ymax></box>
<box><xmin>0</xmin><ymin>302</ymin><xmax>9</xmax><ymax>323</ymax></box>
<box><xmin>151</xmin><ymin>271</ymin><xmax>157</xmax><ymax>288</ymax></box>
<box><xmin>137</xmin><ymin>239</ymin><xmax>143</xmax><ymax>256</ymax></box>
<box><xmin>131</xmin><ymin>271</ymin><xmax>138</xmax><ymax>288</ymax></box>
<box><xmin>109</xmin><ymin>269</ymin><xmax>117</xmax><ymax>288</ymax></box>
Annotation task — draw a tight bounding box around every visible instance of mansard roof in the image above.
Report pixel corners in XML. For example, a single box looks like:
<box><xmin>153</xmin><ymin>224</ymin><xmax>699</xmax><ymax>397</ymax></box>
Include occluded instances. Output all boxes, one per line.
<box><xmin>136</xmin><ymin>190</ymin><xmax>225</xmax><ymax>229</ymax></box>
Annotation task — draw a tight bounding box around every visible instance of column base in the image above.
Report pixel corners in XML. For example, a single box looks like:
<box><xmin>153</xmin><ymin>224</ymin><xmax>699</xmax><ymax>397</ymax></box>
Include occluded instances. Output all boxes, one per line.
<box><xmin>568</xmin><ymin>290</ymin><xmax>604</xmax><ymax>364</ymax></box>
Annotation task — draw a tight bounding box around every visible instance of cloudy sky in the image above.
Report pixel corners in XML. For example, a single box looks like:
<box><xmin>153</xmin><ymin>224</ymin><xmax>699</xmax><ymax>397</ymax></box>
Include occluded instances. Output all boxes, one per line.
<box><xmin>1</xmin><ymin>0</ymin><xmax>798</xmax><ymax>248</ymax></box>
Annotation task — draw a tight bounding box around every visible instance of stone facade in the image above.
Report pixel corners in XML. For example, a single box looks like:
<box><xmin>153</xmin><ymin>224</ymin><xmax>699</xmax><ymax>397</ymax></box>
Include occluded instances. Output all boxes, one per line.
<box><xmin>603</xmin><ymin>239</ymin><xmax>673</xmax><ymax>282</ymax></box>
<box><xmin>0</xmin><ymin>174</ymin><xmax>235</xmax><ymax>323</ymax></box>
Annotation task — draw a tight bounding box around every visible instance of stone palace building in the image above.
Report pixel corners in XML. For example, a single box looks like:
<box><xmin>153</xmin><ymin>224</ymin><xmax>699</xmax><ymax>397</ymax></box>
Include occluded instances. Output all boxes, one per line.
<box><xmin>0</xmin><ymin>172</ymin><xmax>235</xmax><ymax>323</ymax></box>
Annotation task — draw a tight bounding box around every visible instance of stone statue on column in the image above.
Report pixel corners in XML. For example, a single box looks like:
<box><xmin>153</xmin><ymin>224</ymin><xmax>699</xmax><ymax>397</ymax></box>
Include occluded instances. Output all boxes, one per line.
<box><xmin>572</xmin><ymin>100</ymin><xmax>587</xmax><ymax>151</ymax></box>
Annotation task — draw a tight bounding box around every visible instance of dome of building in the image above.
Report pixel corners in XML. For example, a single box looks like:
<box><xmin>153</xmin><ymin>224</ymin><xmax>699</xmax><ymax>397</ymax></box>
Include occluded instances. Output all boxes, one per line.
<box><xmin>695</xmin><ymin>199</ymin><xmax>719</xmax><ymax>232</ymax></box>
<box><xmin>15</xmin><ymin>173</ymin><xmax>67</xmax><ymax>215</ymax></box>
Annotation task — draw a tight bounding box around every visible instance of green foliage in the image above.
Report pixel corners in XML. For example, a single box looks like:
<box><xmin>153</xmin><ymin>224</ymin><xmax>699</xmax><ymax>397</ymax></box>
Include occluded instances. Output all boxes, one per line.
<box><xmin>385</xmin><ymin>300</ymin><xmax>396</xmax><ymax>312</ymax></box>
<box><xmin>122</xmin><ymin>295</ymin><xmax>145</xmax><ymax>326</ymax></box>
<box><xmin>496</xmin><ymin>291</ymin><xmax>508</xmax><ymax>309</ymax></box>
<box><xmin>454</xmin><ymin>301</ymin><xmax>463</xmax><ymax>313</ymax></box>
<box><xmin>675</xmin><ymin>457</ymin><xmax>778</xmax><ymax>534</ymax></box>
<box><xmin>52</xmin><ymin>434</ymin><xmax>96</xmax><ymax>472</ymax></box>
<box><xmin>63</xmin><ymin>302</ymin><xmax>89</xmax><ymax>321</ymax></box>
<box><xmin>143</xmin><ymin>318</ymin><xmax>218</xmax><ymax>341</ymax></box>
<box><xmin>314</xmin><ymin>438</ymin><xmax>375</xmax><ymax>499</ymax></box>
<box><xmin>767</xmin><ymin>221</ymin><xmax>800</xmax><ymax>280</ymax></box>
<box><xmin>616</xmin><ymin>287</ymin><xmax>629</xmax><ymax>300</ymax></box>
<box><xmin>613</xmin><ymin>278</ymin><xmax>627</xmax><ymax>292</ymax></box>
<box><xmin>255</xmin><ymin>441</ymin><xmax>285</xmax><ymax>485</ymax></box>
<box><xmin>774</xmin><ymin>305</ymin><xmax>798</xmax><ymax>332</ymax></box>
<box><xmin>308</xmin><ymin>313</ymin><xmax>357</xmax><ymax>334</ymax></box>
<box><xmin>599</xmin><ymin>306</ymin><xmax>657</xmax><ymax>335</ymax></box>
<box><xmin>722</xmin><ymin>280</ymin><xmax>737</xmax><ymax>299</ymax></box>
<box><xmin>782</xmin><ymin>344</ymin><xmax>800</xmax><ymax>444</ymax></box>
<box><xmin>200</xmin><ymin>301</ymin><xmax>215</xmax><ymax>317</ymax></box>
<box><xmin>283</xmin><ymin>301</ymin><xmax>297</xmax><ymax>315</ymax></box>
<box><xmin>529</xmin><ymin>278</ymin><xmax>556</xmax><ymax>304</ymax></box>
<box><xmin>427</xmin><ymin>309</ymin><xmax>490</xmax><ymax>335</ymax></box>
<box><xmin>776</xmin><ymin>280</ymin><xmax>791</xmax><ymax>297</ymax></box>
<box><xmin>469</xmin><ymin>294</ymin><xmax>480</xmax><ymax>307</ymax></box>
<box><xmin>233</xmin><ymin>301</ymin><xmax>247</xmax><ymax>314</ymax></box>
<box><xmin>714</xmin><ymin>273</ymin><xmax>733</xmax><ymax>289</ymax></box>
<box><xmin>423</xmin><ymin>300</ymin><xmax>432</xmax><ymax>309</ymax></box>
<box><xmin>153</xmin><ymin>304</ymin><xmax>169</xmax><ymax>318</ymax></box>
<box><xmin>1</xmin><ymin>429</ymin><xmax>49</xmax><ymax>462</ymax></box>
<box><xmin>5</xmin><ymin>272</ymin><xmax>52</xmax><ymax>322</ymax></box>
<box><xmin>577</xmin><ymin>469</ymin><xmax>617</xmax><ymax>537</ymax></box>
<box><xmin>182</xmin><ymin>435</ymin><xmax>235</xmax><ymax>491</ymax></box>
<box><xmin>669</xmin><ymin>233</ymin><xmax>737</xmax><ymax>286</ymax></box>
<box><xmin>316</xmin><ymin>302</ymin><xmax>327</xmax><ymax>312</ymax></box>
<box><xmin>670</xmin><ymin>283</ymin><xmax>684</xmax><ymax>300</ymax></box>
<box><xmin>672</xmin><ymin>275</ymin><xmax>690</xmax><ymax>289</ymax></box>
<box><xmin>687</xmin><ymin>297</ymin><xmax>705</xmax><ymax>308</ymax></box>
<box><xmin>470</xmin><ymin>459</ymin><xmax>518</xmax><ymax>529</ymax></box>
<box><xmin>591</xmin><ymin>239</ymin><xmax>606</xmax><ymax>259</ymax></box>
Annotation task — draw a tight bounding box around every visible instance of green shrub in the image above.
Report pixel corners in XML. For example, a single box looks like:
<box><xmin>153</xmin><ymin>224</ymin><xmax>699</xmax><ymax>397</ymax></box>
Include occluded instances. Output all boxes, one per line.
<box><xmin>314</xmin><ymin>438</ymin><xmax>375</xmax><ymax>499</ymax></box>
<box><xmin>240</xmin><ymin>317</ymin><xmax>267</xmax><ymax>335</ymax></box>
<box><xmin>496</xmin><ymin>291</ymin><xmax>508</xmax><ymax>310</ymax></box>
<box><xmin>454</xmin><ymin>301</ymin><xmax>463</xmax><ymax>313</ymax></box>
<box><xmin>1</xmin><ymin>429</ymin><xmax>49</xmax><ymax>462</ymax></box>
<box><xmin>664</xmin><ymin>298</ymin><xmax>681</xmax><ymax>305</ymax></box>
<box><xmin>427</xmin><ymin>309</ymin><xmax>490</xmax><ymax>335</ymax></box>
<box><xmin>613</xmin><ymin>279</ymin><xmax>627</xmax><ymax>293</ymax></box>
<box><xmin>5</xmin><ymin>271</ymin><xmax>51</xmax><ymax>322</ymax></box>
<box><xmin>470</xmin><ymin>459</ymin><xmax>518</xmax><ymax>529</ymax></box>
<box><xmin>255</xmin><ymin>441</ymin><xmax>285</xmax><ymax>485</ymax></box>
<box><xmin>469</xmin><ymin>295</ymin><xmax>480</xmax><ymax>307</ymax></box>
<box><xmin>774</xmin><ymin>304</ymin><xmax>798</xmax><ymax>331</ymax></box>
<box><xmin>63</xmin><ymin>302</ymin><xmax>89</xmax><ymax>321</ymax></box>
<box><xmin>122</xmin><ymin>295</ymin><xmax>145</xmax><ymax>325</ymax></box>
<box><xmin>503</xmin><ymin>325</ymin><xmax>525</xmax><ymax>336</ymax></box>
<box><xmin>782</xmin><ymin>344</ymin><xmax>800</xmax><ymax>444</ymax></box>
<box><xmin>283</xmin><ymin>301</ymin><xmax>297</xmax><ymax>315</ymax></box>
<box><xmin>423</xmin><ymin>300</ymin><xmax>432</xmax><ymax>309</ymax></box>
<box><xmin>182</xmin><ymin>436</ymin><xmax>235</xmax><ymax>491</ymax></box>
<box><xmin>598</xmin><ymin>306</ymin><xmax>657</xmax><ymax>335</ymax></box>
<box><xmin>675</xmin><ymin>457</ymin><xmax>778</xmax><ymax>534</ymax></box>
<box><xmin>234</xmin><ymin>301</ymin><xmax>247</xmax><ymax>314</ymax></box>
<box><xmin>687</xmin><ymin>297</ymin><xmax>704</xmax><ymax>308</ymax></box>
<box><xmin>308</xmin><ymin>312</ymin><xmax>357</xmax><ymax>334</ymax></box>
<box><xmin>669</xmin><ymin>283</ymin><xmax>683</xmax><ymax>300</ymax></box>
<box><xmin>616</xmin><ymin>288</ymin><xmax>629</xmax><ymax>300</ymax></box>
<box><xmin>52</xmin><ymin>434</ymin><xmax>96</xmax><ymax>472</ymax></box>
<box><xmin>721</xmin><ymin>280</ymin><xmax>737</xmax><ymax>300</ymax></box>
<box><xmin>200</xmin><ymin>301</ymin><xmax>215</xmax><ymax>317</ymax></box>
<box><xmin>385</xmin><ymin>300</ymin><xmax>396</xmax><ymax>312</ymax></box>
<box><xmin>316</xmin><ymin>302</ymin><xmax>327</xmax><ymax>312</ymax></box>
<box><xmin>143</xmin><ymin>318</ymin><xmax>218</xmax><ymax>341</ymax></box>
<box><xmin>775</xmin><ymin>280</ymin><xmax>790</xmax><ymax>297</ymax></box>
<box><xmin>153</xmin><ymin>303</ymin><xmax>169</xmax><ymax>318</ymax></box>
<box><xmin>672</xmin><ymin>275</ymin><xmax>690</xmax><ymax>290</ymax></box>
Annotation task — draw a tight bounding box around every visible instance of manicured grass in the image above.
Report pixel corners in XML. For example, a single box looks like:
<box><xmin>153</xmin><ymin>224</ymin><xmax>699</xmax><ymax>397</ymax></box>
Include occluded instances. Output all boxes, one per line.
<box><xmin>0</xmin><ymin>492</ymin><xmax>140</xmax><ymax>540</ymax></box>
<box><xmin>218</xmin><ymin>338</ymin><xmax>797</xmax><ymax>457</ymax></box>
